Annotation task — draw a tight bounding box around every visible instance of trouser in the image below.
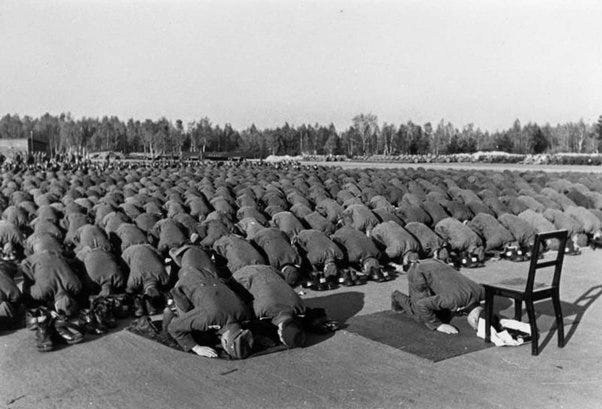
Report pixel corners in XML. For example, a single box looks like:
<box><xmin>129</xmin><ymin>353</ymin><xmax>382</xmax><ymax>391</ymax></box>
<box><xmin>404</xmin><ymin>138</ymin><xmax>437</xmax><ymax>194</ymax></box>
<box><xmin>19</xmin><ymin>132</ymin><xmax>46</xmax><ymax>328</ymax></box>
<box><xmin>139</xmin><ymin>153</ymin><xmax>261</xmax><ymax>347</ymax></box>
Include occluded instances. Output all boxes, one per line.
<box><xmin>392</xmin><ymin>266</ymin><xmax>456</xmax><ymax>324</ymax></box>
<box><xmin>126</xmin><ymin>276</ymin><xmax>162</xmax><ymax>296</ymax></box>
<box><xmin>391</xmin><ymin>290</ymin><xmax>454</xmax><ymax>324</ymax></box>
<box><xmin>167</xmin><ymin>306</ymin><xmax>220</xmax><ymax>351</ymax></box>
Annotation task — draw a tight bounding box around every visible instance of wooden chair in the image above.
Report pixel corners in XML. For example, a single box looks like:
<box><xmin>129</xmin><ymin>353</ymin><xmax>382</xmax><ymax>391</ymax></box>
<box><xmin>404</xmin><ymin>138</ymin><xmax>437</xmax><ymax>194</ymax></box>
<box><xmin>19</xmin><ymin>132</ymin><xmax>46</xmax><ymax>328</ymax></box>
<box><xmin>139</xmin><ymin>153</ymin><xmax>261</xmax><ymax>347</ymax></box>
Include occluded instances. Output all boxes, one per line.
<box><xmin>484</xmin><ymin>230</ymin><xmax>568</xmax><ymax>356</ymax></box>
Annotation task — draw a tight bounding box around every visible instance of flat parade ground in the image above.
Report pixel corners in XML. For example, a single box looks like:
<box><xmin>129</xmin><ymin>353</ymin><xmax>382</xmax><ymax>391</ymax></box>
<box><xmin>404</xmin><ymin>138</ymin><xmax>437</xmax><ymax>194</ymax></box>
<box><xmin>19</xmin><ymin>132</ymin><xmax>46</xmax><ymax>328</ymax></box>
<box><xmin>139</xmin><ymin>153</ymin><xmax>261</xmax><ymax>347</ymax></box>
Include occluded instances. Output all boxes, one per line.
<box><xmin>302</xmin><ymin>160</ymin><xmax>602</xmax><ymax>174</ymax></box>
<box><xmin>2</xmin><ymin>161</ymin><xmax>602</xmax><ymax>409</ymax></box>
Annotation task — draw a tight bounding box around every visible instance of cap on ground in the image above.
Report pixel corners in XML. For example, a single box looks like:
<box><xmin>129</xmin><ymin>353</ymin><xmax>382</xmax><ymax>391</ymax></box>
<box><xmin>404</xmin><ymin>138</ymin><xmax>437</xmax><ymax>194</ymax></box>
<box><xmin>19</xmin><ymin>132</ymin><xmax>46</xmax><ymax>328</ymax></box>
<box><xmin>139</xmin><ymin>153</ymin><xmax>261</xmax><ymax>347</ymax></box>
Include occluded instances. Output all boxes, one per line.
<box><xmin>467</xmin><ymin>305</ymin><xmax>484</xmax><ymax>331</ymax></box>
<box><xmin>220</xmin><ymin>324</ymin><xmax>254</xmax><ymax>359</ymax></box>
<box><xmin>278</xmin><ymin>318</ymin><xmax>306</xmax><ymax>348</ymax></box>
<box><xmin>323</xmin><ymin>262</ymin><xmax>338</xmax><ymax>277</ymax></box>
<box><xmin>168</xmin><ymin>245</ymin><xmax>188</xmax><ymax>267</ymax></box>
<box><xmin>54</xmin><ymin>294</ymin><xmax>78</xmax><ymax>316</ymax></box>
<box><xmin>280</xmin><ymin>265</ymin><xmax>299</xmax><ymax>286</ymax></box>
<box><xmin>362</xmin><ymin>257</ymin><xmax>380</xmax><ymax>273</ymax></box>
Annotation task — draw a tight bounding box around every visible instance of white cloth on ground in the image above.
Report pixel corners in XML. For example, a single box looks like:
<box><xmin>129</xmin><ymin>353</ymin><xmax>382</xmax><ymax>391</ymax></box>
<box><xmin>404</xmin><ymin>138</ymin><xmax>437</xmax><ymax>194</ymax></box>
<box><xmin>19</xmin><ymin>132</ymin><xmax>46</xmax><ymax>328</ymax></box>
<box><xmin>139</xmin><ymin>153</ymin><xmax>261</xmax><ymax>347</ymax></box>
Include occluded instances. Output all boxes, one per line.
<box><xmin>476</xmin><ymin>318</ymin><xmax>524</xmax><ymax>347</ymax></box>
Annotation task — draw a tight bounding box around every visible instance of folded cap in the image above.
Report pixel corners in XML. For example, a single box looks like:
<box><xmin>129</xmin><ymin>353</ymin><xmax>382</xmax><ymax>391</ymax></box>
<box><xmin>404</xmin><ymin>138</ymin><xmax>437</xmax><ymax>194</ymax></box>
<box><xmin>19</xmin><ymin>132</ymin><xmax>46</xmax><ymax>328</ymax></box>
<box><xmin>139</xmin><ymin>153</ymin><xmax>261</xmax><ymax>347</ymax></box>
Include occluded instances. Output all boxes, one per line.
<box><xmin>220</xmin><ymin>323</ymin><xmax>254</xmax><ymax>359</ymax></box>
<box><xmin>435</xmin><ymin>247</ymin><xmax>450</xmax><ymax>263</ymax></box>
<box><xmin>280</xmin><ymin>265</ymin><xmax>299</xmax><ymax>286</ymax></box>
<box><xmin>54</xmin><ymin>294</ymin><xmax>78</xmax><ymax>316</ymax></box>
<box><xmin>472</xmin><ymin>246</ymin><xmax>485</xmax><ymax>262</ymax></box>
<box><xmin>143</xmin><ymin>284</ymin><xmax>160</xmax><ymax>298</ymax></box>
<box><xmin>403</xmin><ymin>251</ymin><xmax>419</xmax><ymax>266</ymax></box>
<box><xmin>467</xmin><ymin>305</ymin><xmax>484</xmax><ymax>331</ymax></box>
<box><xmin>272</xmin><ymin>311</ymin><xmax>295</xmax><ymax>327</ymax></box>
<box><xmin>323</xmin><ymin>262</ymin><xmax>337</xmax><ymax>277</ymax></box>
<box><xmin>168</xmin><ymin>245</ymin><xmax>192</xmax><ymax>267</ymax></box>
<box><xmin>276</xmin><ymin>317</ymin><xmax>306</xmax><ymax>348</ymax></box>
<box><xmin>1</xmin><ymin>242</ymin><xmax>16</xmax><ymax>260</ymax></box>
<box><xmin>362</xmin><ymin>257</ymin><xmax>380</xmax><ymax>273</ymax></box>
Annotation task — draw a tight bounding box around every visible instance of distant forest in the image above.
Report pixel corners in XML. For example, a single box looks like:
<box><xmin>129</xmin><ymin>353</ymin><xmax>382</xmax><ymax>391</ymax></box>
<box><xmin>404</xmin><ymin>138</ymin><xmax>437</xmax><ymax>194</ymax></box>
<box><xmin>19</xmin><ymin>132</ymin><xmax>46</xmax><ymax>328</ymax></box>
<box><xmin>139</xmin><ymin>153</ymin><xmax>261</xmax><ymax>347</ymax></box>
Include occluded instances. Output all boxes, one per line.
<box><xmin>1</xmin><ymin>113</ymin><xmax>602</xmax><ymax>158</ymax></box>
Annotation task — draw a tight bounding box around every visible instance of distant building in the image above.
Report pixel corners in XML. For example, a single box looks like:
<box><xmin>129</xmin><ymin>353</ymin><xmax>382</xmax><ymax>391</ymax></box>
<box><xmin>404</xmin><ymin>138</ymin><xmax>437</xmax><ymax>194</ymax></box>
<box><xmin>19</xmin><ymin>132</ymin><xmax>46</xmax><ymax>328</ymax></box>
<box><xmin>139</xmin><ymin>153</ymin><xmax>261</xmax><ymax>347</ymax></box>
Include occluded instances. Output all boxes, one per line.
<box><xmin>0</xmin><ymin>138</ymin><xmax>48</xmax><ymax>158</ymax></box>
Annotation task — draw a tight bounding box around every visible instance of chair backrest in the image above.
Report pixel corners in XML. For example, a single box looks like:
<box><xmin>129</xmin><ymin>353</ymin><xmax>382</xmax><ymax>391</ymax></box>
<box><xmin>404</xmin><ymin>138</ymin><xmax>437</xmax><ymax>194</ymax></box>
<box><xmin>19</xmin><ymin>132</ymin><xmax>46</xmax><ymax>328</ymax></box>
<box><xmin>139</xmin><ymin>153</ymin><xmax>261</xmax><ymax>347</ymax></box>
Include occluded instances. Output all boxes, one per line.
<box><xmin>526</xmin><ymin>229</ymin><xmax>568</xmax><ymax>293</ymax></box>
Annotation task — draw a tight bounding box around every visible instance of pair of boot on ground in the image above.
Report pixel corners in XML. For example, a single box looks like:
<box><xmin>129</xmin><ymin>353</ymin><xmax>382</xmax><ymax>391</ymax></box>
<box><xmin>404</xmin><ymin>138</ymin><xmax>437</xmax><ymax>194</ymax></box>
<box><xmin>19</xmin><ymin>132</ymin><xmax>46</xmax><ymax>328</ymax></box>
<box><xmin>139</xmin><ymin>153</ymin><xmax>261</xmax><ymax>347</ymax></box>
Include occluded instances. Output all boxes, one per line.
<box><xmin>26</xmin><ymin>295</ymin><xmax>125</xmax><ymax>352</ymax></box>
<box><xmin>302</xmin><ymin>268</ymin><xmax>391</xmax><ymax>292</ymax></box>
<box><xmin>26</xmin><ymin>307</ymin><xmax>86</xmax><ymax>352</ymax></box>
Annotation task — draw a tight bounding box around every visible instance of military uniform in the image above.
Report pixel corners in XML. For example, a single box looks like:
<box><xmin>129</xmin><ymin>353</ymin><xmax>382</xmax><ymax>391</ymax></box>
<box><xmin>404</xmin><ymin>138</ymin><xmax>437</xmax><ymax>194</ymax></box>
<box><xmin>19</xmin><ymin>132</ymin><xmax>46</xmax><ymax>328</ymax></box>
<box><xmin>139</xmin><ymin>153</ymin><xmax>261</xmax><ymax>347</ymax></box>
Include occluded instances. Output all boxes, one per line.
<box><xmin>392</xmin><ymin>259</ymin><xmax>485</xmax><ymax>330</ymax></box>
<box><xmin>168</xmin><ymin>268</ymin><xmax>253</xmax><ymax>352</ymax></box>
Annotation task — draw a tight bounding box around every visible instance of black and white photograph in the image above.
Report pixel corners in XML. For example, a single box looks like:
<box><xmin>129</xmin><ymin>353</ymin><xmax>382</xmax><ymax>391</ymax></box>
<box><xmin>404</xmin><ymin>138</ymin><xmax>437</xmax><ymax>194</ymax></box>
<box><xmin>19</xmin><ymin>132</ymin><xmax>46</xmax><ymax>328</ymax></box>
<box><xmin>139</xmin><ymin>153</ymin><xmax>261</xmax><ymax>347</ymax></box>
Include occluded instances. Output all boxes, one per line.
<box><xmin>1</xmin><ymin>1</ymin><xmax>601</xmax><ymax>408</ymax></box>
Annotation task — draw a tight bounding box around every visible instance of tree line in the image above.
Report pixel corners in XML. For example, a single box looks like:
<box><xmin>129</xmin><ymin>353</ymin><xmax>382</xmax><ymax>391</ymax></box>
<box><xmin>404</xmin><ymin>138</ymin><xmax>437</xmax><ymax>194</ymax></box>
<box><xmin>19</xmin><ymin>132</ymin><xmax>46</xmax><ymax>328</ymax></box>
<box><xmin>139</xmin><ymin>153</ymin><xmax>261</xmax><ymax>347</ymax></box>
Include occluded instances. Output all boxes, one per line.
<box><xmin>0</xmin><ymin>112</ymin><xmax>601</xmax><ymax>158</ymax></box>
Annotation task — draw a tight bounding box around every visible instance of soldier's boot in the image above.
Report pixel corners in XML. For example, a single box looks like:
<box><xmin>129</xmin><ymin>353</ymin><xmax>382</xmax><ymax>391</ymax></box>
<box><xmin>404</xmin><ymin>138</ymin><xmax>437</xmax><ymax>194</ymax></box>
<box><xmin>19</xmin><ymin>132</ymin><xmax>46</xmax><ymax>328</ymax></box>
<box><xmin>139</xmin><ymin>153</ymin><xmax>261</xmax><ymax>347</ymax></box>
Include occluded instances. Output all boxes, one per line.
<box><xmin>107</xmin><ymin>293</ymin><xmax>132</xmax><ymax>319</ymax></box>
<box><xmin>54</xmin><ymin>314</ymin><xmax>84</xmax><ymax>345</ymax></box>
<box><xmin>133</xmin><ymin>295</ymin><xmax>146</xmax><ymax>317</ymax></box>
<box><xmin>74</xmin><ymin>308</ymin><xmax>105</xmax><ymax>335</ymax></box>
<box><xmin>34</xmin><ymin>309</ymin><xmax>55</xmax><ymax>352</ymax></box>
<box><xmin>337</xmin><ymin>269</ymin><xmax>355</xmax><ymax>287</ymax></box>
<box><xmin>92</xmin><ymin>298</ymin><xmax>117</xmax><ymax>329</ymax></box>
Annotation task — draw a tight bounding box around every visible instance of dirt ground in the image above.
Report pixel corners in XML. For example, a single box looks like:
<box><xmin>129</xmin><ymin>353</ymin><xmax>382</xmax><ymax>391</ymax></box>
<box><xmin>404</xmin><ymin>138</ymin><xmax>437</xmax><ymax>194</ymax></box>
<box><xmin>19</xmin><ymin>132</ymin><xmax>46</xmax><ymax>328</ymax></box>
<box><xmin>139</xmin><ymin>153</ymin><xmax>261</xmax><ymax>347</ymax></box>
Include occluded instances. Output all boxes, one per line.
<box><xmin>1</xmin><ymin>247</ymin><xmax>601</xmax><ymax>409</ymax></box>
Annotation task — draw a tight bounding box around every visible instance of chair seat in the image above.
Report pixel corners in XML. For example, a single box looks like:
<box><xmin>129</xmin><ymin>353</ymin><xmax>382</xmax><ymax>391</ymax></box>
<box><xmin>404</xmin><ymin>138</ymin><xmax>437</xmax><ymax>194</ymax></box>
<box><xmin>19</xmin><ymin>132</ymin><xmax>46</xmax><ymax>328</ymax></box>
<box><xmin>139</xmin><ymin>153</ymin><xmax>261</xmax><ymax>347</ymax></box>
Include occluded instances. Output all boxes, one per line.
<box><xmin>484</xmin><ymin>281</ymin><xmax>554</xmax><ymax>301</ymax></box>
<box><xmin>486</xmin><ymin>277</ymin><xmax>547</xmax><ymax>291</ymax></box>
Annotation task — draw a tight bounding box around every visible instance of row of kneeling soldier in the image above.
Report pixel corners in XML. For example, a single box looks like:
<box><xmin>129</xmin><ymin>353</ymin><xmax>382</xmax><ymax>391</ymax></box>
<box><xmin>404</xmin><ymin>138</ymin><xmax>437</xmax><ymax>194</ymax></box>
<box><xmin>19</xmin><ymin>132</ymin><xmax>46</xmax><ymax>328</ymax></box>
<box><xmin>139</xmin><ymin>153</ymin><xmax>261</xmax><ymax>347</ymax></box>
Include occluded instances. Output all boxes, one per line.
<box><xmin>1</xmin><ymin>159</ymin><xmax>602</xmax><ymax>356</ymax></box>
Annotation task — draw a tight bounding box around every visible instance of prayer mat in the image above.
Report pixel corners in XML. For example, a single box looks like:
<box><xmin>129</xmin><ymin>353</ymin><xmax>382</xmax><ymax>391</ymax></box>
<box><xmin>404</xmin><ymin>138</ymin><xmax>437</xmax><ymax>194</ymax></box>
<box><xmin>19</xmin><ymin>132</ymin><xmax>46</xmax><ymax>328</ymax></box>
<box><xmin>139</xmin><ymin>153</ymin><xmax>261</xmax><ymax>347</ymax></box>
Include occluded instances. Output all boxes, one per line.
<box><xmin>126</xmin><ymin>316</ymin><xmax>288</xmax><ymax>359</ymax></box>
<box><xmin>344</xmin><ymin>310</ymin><xmax>494</xmax><ymax>362</ymax></box>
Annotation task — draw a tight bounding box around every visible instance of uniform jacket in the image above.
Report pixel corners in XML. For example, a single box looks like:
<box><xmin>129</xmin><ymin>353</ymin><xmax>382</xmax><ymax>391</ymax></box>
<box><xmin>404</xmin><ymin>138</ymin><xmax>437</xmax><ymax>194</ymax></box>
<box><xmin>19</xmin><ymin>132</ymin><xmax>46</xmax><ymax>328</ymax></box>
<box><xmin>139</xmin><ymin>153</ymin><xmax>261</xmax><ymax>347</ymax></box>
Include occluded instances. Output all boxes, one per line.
<box><xmin>407</xmin><ymin>259</ymin><xmax>485</xmax><ymax>330</ymax></box>
<box><xmin>21</xmin><ymin>251</ymin><xmax>83</xmax><ymax>302</ymax></box>
<box><xmin>294</xmin><ymin>229</ymin><xmax>344</xmax><ymax>267</ymax></box>
<box><xmin>371</xmin><ymin>221</ymin><xmax>420</xmax><ymax>260</ymax></box>
<box><xmin>232</xmin><ymin>264</ymin><xmax>305</xmax><ymax>319</ymax></box>
<box><xmin>251</xmin><ymin>228</ymin><xmax>301</xmax><ymax>270</ymax></box>
<box><xmin>169</xmin><ymin>268</ymin><xmax>253</xmax><ymax>351</ymax></box>
<box><xmin>331</xmin><ymin>226</ymin><xmax>380</xmax><ymax>265</ymax></box>
<box><xmin>213</xmin><ymin>235</ymin><xmax>265</xmax><ymax>274</ymax></box>
<box><xmin>121</xmin><ymin>244</ymin><xmax>168</xmax><ymax>292</ymax></box>
<box><xmin>76</xmin><ymin>247</ymin><xmax>125</xmax><ymax>295</ymax></box>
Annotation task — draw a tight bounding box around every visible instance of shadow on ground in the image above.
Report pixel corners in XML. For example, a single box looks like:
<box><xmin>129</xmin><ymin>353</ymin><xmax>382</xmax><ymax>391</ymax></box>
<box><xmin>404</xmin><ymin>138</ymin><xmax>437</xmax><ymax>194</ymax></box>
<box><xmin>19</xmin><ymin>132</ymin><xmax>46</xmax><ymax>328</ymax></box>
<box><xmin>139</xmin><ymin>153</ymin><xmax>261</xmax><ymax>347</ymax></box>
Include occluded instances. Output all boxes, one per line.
<box><xmin>488</xmin><ymin>284</ymin><xmax>602</xmax><ymax>354</ymax></box>
<box><xmin>303</xmin><ymin>291</ymin><xmax>365</xmax><ymax>347</ymax></box>
<box><xmin>534</xmin><ymin>284</ymin><xmax>602</xmax><ymax>352</ymax></box>
<box><xmin>304</xmin><ymin>291</ymin><xmax>365</xmax><ymax>323</ymax></box>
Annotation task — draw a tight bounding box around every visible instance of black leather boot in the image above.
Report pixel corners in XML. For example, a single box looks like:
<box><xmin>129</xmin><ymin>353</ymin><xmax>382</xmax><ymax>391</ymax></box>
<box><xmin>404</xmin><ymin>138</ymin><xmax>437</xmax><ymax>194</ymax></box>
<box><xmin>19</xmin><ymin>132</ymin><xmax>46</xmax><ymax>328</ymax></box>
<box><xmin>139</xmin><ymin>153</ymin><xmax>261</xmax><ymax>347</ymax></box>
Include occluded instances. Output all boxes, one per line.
<box><xmin>34</xmin><ymin>310</ymin><xmax>55</xmax><ymax>352</ymax></box>
<box><xmin>54</xmin><ymin>314</ymin><xmax>84</xmax><ymax>345</ymax></box>
<box><xmin>107</xmin><ymin>294</ymin><xmax>132</xmax><ymax>319</ymax></box>
<box><xmin>133</xmin><ymin>295</ymin><xmax>146</xmax><ymax>317</ymax></box>
<box><xmin>74</xmin><ymin>308</ymin><xmax>104</xmax><ymax>335</ymax></box>
<box><xmin>93</xmin><ymin>298</ymin><xmax>117</xmax><ymax>330</ymax></box>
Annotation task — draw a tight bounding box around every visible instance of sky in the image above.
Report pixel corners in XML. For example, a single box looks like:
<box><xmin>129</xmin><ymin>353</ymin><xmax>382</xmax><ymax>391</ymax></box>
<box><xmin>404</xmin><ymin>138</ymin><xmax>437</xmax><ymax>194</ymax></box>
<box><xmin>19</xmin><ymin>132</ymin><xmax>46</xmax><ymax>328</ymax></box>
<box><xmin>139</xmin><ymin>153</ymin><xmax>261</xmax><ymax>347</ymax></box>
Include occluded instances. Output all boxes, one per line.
<box><xmin>1</xmin><ymin>0</ymin><xmax>601</xmax><ymax>132</ymax></box>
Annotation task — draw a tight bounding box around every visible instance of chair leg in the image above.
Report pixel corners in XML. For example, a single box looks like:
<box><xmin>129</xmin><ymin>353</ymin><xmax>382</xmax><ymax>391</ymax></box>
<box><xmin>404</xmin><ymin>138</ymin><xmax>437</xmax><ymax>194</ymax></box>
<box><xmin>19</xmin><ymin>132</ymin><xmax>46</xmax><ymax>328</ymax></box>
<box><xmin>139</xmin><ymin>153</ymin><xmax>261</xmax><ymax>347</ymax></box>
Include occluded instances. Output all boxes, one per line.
<box><xmin>485</xmin><ymin>290</ymin><xmax>493</xmax><ymax>343</ymax></box>
<box><xmin>525</xmin><ymin>299</ymin><xmax>539</xmax><ymax>356</ymax></box>
<box><xmin>552</xmin><ymin>289</ymin><xmax>564</xmax><ymax>348</ymax></box>
<box><xmin>514</xmin><ymin>299</ymin><xmax>522</xmax><ymax>321</ymax></box>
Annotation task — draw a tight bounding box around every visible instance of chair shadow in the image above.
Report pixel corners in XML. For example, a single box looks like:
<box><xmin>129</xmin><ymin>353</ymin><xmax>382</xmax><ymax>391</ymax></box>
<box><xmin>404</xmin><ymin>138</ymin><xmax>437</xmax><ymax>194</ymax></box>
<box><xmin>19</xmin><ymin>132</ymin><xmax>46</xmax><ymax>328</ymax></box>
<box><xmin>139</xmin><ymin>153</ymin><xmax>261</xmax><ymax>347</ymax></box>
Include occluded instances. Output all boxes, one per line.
<box><xmin>304</xmin><ymin>290</ymin><xmax>365</xmax><ymax>323</ymax></box>
<box><xmin>533</xmin><ymin>285</ymin><xmax>602</xmax><ymax>352</ymax></box>
<box><xmin>303</xmin><ymin>291</ymin><xmax>365</xmax><ymax>347</ymax></box>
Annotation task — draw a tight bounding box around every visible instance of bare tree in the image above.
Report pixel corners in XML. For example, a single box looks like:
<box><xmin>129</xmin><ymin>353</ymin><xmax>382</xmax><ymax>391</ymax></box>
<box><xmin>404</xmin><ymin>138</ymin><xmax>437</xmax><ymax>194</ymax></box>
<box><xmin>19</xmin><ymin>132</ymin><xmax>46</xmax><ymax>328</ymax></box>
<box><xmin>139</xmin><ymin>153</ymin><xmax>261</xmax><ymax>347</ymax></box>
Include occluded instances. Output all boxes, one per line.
<box><xmin>352</xmin><ymin>113</ymin><xmax>379</xmax><ymax>155</ymax></box>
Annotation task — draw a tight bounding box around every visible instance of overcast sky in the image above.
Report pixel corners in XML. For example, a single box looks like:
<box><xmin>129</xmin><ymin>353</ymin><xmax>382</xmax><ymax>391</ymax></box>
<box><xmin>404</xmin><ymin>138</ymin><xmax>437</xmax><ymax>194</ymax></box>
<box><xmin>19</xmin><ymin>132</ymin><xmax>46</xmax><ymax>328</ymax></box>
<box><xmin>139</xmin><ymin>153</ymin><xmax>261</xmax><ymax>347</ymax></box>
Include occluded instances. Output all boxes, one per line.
<box><xmin>1</xmin><ymin>0</ymin><xmax>601</xmax><ymax>132</ymax></box>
